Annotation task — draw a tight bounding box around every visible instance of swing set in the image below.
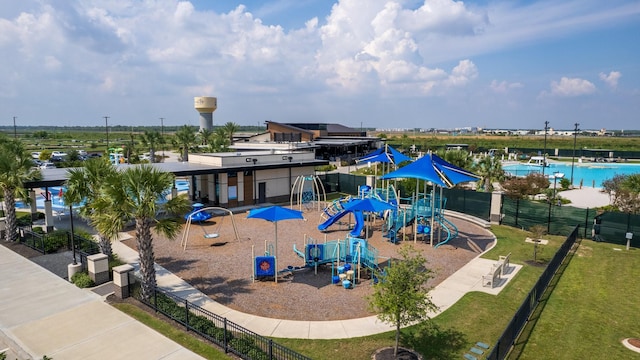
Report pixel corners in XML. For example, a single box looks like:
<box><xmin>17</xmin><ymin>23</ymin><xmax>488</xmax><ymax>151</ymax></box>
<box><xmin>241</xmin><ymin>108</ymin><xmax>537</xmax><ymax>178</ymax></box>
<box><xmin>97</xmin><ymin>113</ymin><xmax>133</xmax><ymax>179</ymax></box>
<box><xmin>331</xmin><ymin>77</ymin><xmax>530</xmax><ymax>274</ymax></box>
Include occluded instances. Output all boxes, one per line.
<box><xmin>180</xmin><ymin>207</ymin><xmax>239</xmax><ymax>251</ymax></box>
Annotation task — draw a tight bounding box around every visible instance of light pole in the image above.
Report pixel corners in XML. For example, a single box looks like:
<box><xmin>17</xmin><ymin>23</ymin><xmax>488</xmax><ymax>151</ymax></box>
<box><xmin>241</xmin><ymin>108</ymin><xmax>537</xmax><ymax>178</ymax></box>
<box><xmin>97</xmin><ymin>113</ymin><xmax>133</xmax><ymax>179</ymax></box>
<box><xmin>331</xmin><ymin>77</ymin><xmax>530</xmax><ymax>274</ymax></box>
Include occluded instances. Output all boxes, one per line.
<box><xmin>542</xmin><ymin>121</ymin><xmax>549</xmax><ymax>176</ymax></box>
<box><xmin>13</xmin><ymin>116</ymin><xmax>17</xmax><ymax>138</ymax></box>
<box><xmin>570</xmin><ymin>123</ymin><xmax>579</xmax><ymax>187</ymax></box>
<box><xmin>547</xmin><ymin>171</ymin><xmax>564</xmax><ymax>233</ymax></box>
<box><xmin>104</xmin><ymin>116</ymin><xmax>110</xmax><ymax>154</ymax></box>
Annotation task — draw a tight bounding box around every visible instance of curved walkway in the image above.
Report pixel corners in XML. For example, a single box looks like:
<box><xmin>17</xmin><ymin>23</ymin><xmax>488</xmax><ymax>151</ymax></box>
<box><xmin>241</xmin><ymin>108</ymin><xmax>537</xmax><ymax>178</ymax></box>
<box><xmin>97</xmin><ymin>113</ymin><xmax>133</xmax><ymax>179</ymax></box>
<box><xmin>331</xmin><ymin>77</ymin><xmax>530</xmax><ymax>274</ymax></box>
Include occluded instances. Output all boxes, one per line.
<box><xmin>111</xmin><ymin>234</ymin><xmax>522</xmax><ymax>340</ymax></box>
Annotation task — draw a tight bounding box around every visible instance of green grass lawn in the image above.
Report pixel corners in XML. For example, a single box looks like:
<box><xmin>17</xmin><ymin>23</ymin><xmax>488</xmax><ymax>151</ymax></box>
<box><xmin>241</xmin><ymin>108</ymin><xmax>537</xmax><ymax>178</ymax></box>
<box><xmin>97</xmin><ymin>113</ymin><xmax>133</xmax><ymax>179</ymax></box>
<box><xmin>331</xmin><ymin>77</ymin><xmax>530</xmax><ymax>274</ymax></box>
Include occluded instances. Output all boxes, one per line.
<box><xmin>516</xmin><ymin>240</ymin><xmax>640</xmax><ymax>359</ymax></box>
<box><xmin>113</xmin><ymin>225</ymin><xmax>640</xmax><ymax>359</ymax></box>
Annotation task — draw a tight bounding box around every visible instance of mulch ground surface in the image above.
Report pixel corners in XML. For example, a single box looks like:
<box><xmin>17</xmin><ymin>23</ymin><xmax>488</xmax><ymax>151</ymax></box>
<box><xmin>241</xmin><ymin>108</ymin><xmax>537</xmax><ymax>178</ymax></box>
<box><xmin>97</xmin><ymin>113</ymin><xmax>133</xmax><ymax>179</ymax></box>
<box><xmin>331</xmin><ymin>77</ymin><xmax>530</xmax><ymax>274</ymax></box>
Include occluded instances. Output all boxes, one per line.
<box><xmin>122</xmin><ymin>207</ymin><xmax>494</xmax><ymax>321</ymax></box>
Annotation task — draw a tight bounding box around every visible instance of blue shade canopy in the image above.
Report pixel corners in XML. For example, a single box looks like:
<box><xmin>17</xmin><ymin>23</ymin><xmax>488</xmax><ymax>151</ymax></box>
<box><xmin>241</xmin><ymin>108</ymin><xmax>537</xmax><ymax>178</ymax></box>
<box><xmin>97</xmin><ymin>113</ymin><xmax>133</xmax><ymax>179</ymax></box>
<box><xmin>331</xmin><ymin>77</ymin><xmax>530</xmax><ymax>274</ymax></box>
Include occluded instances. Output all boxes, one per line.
<box><xmin>247</xmin><ymin>205</ymin><xmax>304</xmax><ymax>222</ymax></box>
<box><xmin>358</xmin><ymin>146</ymin><xmax>411</xmax><ymax>165</ymax></box>
<box><xmin>342</xmin><ymin>197</ymin><xmax>396</xmax><ymax>213</ymax></box>
<box><xmin>388</xmin><ymin>146</ymin><xmax>412</xmax><ymax>164</ymax></box>
<box><xmin>380</xmin><ymin>154</ymin><xmax>480</xmax><ymax>188</ymax></box>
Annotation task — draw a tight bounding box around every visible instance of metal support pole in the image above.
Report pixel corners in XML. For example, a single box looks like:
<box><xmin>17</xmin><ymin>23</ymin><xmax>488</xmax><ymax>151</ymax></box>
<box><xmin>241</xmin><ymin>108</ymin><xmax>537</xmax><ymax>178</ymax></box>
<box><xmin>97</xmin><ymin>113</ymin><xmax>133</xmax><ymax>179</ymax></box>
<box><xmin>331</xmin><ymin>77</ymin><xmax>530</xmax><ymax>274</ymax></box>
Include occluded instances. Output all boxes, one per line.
<box><xmin>543</xmin><ymin>121</ymin><xmax>549</xmax><ymax>176</ymax></box>
<box><xmin>104</xmin><ymin>116</ymin><xmax>110</xmax><ymax>153</ymax></box>
<box><xmin>13</xmin><ymin>116</ymin><xmax>17</xmax><ymax>138</ymax></box>
<box><xmin>571</xmin><ymin>123</ymin><xmax>579</xmax><ymax>186</ymax></box>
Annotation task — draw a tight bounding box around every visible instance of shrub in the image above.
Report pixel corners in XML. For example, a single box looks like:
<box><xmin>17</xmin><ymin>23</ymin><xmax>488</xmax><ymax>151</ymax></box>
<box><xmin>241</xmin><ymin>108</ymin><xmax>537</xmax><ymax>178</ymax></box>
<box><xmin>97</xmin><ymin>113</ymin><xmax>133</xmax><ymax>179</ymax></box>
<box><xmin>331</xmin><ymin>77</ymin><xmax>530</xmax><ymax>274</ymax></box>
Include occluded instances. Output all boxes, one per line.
<box><xmin>44</xmin><ymin>230</ymin><xmax>68</xmax><ymax>253</ymax></box>
<box><xmin>71</xmin><ymin>272</ymin><xmax>94</xmax><ymax>288</ymax></box>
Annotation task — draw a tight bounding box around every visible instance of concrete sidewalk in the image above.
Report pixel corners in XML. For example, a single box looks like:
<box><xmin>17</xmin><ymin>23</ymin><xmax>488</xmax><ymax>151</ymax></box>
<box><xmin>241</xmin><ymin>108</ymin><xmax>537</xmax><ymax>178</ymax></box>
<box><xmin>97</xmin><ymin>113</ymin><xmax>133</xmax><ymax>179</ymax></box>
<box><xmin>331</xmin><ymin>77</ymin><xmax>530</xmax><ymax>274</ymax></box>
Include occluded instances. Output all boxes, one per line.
<box><xmin>112</xmin><ymin>235</ymin><xmax>520</xmax><ymax>340</ymax></box>
<box><xmin>0</xmin><ymin>245</ymin><xmax>204</xmax><ymax>360</ymax></box>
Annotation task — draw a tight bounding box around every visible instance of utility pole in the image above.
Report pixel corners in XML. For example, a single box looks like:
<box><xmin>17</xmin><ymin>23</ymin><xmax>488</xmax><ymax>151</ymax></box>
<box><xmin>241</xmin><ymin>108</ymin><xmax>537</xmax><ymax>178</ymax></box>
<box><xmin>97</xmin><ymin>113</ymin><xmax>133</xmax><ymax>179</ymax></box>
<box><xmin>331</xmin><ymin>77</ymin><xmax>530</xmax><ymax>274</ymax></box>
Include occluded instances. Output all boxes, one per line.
<box><xmin>543</xmin><ymin>121</ymin><xmax>549</xmax><ymax>176</ymax></box>
<box><xmin>160</xmin><ymin>117</ymin><xmax>165</xmax><ymax>158</ymax></box>
<box><xmin>13</xmin><ymin>116</ymin><xmax>17</xmax><ymax>138</ymax></box>
<box><xmin>571</xmin><ymin>123</ymin><xmax>579</xmax><ymax>187</ymax></box>
<box><xmin>104</xmin><ymin>116</ymin><xmax>110</xmax><ymax>153</ymax></box>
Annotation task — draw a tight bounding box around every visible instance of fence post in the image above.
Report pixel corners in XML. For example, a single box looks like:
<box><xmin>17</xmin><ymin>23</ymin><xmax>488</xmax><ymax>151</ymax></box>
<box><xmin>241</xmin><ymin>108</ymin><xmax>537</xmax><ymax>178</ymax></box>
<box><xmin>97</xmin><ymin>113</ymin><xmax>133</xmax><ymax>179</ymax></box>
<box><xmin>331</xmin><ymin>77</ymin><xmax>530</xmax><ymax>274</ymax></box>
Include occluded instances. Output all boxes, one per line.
<box><xmin>153</xmin><ymin>288</ymin><xmax>158</xmax><ymax>312</ymax></box>
<box><xmin>185</xmin><ymin>299</ymin><xmax>189</xmax><ymax>330</ymax></box>
<box><xmin>269</xmin><ymin>339</ymin><xmax>273</xmax><ymax>360</ymax></box>
<box><xmin>223</xmin><ymin>318</ymin><xmax>228</xmax><ymax>353</ymax></box>
<box><xmin>515</xmin><ymin>198</ymin><xmax>520</xmax><ymax>228</ymax></box>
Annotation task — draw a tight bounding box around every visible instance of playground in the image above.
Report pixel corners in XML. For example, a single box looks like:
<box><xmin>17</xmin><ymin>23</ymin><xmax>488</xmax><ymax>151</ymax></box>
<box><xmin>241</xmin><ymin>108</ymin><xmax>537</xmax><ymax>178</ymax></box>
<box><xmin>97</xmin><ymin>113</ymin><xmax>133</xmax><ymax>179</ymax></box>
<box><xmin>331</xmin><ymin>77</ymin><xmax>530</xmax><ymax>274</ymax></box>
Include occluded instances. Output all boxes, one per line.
<box><xmin>122</xmin><ymin>197</ymin><xmax>495</xmax><ymax>321</ymax></box>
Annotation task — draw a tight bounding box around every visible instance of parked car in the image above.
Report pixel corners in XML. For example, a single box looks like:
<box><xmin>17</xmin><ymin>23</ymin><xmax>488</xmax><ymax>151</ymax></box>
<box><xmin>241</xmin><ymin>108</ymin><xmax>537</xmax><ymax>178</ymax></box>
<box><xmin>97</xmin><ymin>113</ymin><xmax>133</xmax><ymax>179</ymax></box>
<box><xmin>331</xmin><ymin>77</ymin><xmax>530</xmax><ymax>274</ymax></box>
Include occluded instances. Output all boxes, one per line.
<box><xmin>49</xmin><ymin>156</ymin><xmax>64</xmax><ymax>163</ymax></box>
<box><xmin>51</xmin><ymin>151</ymin><xmax>68</xmax><ymax>158</ymax></box>
<box><xmin>31</xmin><ymin>151</ymin><xmax>41</xmax><ymax>159</ymax></box>
<box><xmin>39</xmin><ymin>162</ymin><xmax>56</xmax><ymax>169</ymax></box>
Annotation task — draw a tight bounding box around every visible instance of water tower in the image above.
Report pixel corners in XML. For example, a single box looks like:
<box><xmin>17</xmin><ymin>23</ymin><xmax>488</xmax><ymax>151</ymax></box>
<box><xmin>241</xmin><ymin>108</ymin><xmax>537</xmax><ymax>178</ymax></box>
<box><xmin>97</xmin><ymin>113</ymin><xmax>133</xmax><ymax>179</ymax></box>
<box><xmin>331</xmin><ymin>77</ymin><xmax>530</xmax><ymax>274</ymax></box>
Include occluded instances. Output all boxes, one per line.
<box><xmin>194</xmin><ymin>96</ymin><xmax>217</xmax><ymax>131</ymax></box>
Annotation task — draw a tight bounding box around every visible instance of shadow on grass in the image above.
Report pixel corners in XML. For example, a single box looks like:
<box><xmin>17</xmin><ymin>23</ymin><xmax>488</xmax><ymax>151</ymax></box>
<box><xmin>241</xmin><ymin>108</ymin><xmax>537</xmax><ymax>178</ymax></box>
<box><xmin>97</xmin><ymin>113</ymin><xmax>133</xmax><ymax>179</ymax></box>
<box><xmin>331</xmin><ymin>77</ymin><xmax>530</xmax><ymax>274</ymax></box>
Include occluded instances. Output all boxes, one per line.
<box><xmin>402</xmin><ymin>322</ymin><xmax>468</xmax><ymax>360</ymax></box>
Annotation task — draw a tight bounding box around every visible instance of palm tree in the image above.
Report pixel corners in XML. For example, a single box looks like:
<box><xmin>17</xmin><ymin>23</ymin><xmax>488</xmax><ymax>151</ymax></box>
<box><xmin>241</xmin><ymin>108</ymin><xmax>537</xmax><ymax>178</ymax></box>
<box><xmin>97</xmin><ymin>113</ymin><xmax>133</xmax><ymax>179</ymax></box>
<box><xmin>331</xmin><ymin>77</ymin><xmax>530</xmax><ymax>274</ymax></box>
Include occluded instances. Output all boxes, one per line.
<box><xmin>93</xmin><ymin>165</ymin><xmax>190</xmax><ymax>301</ymax></box>
<box><xmin>223</xmin><ymin>122</ymin><xmax>240</xmax><ymax>145</ymax></box>
<box><xmin>140</xmin><ymin>130</ymin><xmax>163</xmax><ymax>163</ymax></box>
<box><xmin>212</xmin><ymin>127</ymin><xmax>231</xmax><ymax>152</ymax></box>
<box><xmin>473</xmin><ymin>155</ymin><xmax>504</xmax><ymax>192</ymax></box>
<box><xmin>63</xmin><ymin>158</ymin><xmax>118</xmax><ymax>257</ymax></box>
<box><xmin>0</xmin><ymin>138</ymin><xmax>41</xmax><ymax>242</ymax></box>
<box><xmin>173</xmin><ymin>125</ymin><xmax>197</xmax><ymax>161</ymax></box>
<box><xmin>198</xmin><ymin>128</ymin><xmax>213</xmax><ymax>146</ymax></box>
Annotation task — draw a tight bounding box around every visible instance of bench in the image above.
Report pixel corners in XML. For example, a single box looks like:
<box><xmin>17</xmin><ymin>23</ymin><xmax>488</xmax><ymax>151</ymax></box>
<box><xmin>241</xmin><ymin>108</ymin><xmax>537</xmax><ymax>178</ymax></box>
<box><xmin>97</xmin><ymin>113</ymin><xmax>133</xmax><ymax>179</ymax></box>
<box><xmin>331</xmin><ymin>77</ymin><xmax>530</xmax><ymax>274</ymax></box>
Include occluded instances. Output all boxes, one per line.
<box><xmin>497</xmin><ymin>252</ymin><xmax>511</xmax><ymax>276</ymax></box>
<box><xmin>482</xmin><ymin>263</ymin><xmax>502</xmax><ymax>288</ymax></box>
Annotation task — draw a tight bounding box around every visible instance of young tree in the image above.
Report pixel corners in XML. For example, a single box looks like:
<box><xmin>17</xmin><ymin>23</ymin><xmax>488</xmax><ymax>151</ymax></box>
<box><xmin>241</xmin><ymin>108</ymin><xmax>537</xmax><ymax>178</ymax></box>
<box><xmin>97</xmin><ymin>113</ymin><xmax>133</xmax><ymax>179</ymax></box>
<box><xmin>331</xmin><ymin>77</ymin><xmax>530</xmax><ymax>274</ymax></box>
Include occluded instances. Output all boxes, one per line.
<box><xmin>93</xmin><ymin>165</ymin><xmax>190</xmax><ymax>301</ymax></box>
<box><xmin>502</xmin><ymin>173</ymin><xmax>550</xmax><ymax>199</ymax></box>
<box><xmin>368</xmin><ymin>245</ymin><xmax>438</xmax><ymax>357</ymax></box>
<box><xmin>63</xmin><ymin>158</ymin><xmax>118</xmax><ymax>257</ymax></box>
<box><xmin>0</xmin><ymin>138</ymin><xmax>41</xmax><ymax>241</ymax></box>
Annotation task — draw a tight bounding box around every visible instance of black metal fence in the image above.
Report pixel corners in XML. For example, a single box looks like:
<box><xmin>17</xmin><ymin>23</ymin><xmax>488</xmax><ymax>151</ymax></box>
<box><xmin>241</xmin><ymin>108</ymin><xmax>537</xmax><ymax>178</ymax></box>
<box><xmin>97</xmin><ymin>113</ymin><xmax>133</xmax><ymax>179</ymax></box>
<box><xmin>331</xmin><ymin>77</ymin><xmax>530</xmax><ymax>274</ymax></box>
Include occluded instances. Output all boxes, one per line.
<box><xmin>486</xmin><ymin>225</ymin><xmax>579</xmax><ymax>360</ymax></box>
<box><xmin>137</xmin><ymin>286</ymin><xmax>311</xmax><ymax>360</ymax></box>
<box><xmin>17</xmin><ymin>228</ymin><xmax>101</xmax><ymax>268</ymax></box>
<box><xmin>442</xmin><ymin>188</ymin><xmax>492</xmax><ymax>221</ymax></box>
<box><xmin>318</xmin><ymin>173</ymin><xmax>367</xmax><ymax>195</ymax></box>
<box><xmin>500</xmin><ymin>196</ymin><xmax>639</xmax><ymax>246</ymax></box>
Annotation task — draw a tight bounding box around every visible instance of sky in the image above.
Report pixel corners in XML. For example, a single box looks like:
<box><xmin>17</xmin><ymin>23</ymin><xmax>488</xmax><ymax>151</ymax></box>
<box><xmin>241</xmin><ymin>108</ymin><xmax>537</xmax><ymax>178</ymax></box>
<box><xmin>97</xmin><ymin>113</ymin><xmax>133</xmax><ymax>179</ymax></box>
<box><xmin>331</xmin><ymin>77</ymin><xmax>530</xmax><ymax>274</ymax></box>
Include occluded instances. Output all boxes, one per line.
<box><xmin>1</xmin><ymin>0</ymin><xmax>639</xmax><ymax>131</ymax></box>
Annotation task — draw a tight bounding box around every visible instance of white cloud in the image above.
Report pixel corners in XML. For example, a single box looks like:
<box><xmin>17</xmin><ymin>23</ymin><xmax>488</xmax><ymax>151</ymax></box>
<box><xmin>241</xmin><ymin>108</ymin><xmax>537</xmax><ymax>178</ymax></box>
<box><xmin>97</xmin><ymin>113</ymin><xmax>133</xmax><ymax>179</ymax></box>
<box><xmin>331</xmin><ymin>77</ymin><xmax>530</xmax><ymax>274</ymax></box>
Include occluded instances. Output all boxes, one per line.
<box><xmin>490</xmin><ymin>80</ymin><xmax>523</xmax><ymax>93</ymax></box>
<box><xmin>544</xmin><ymin>77</ymin><xmax>596</xmax><ymax>97</ymax></box>
<box><xmin>599</xmin><ymin>71</ymin><xmax>621</xmax><ymax>89</ymax></box>
<box><xmin>0</xmin><ymin>0</ymin><xmax>638</xmax><ymax>129</ymax></box>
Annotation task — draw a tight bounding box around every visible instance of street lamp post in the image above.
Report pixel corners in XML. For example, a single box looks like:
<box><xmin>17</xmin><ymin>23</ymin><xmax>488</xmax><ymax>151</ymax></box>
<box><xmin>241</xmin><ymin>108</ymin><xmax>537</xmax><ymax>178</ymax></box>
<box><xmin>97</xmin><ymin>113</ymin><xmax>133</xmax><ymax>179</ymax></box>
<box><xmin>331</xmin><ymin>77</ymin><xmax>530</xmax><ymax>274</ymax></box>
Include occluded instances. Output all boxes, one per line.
<box><xmin>570</xmin><ymin>123</ymin><xmax>579</xmax><ymax>188</ymax></box>
<box><xmin>13</xmin><ymin>116</ymin><xmax>17</xmax><ymax>139</ymax></box>
<box><xmin>547</xmin><ymin>172</ymin><xmax>564</xmax><ymax>233</ymax></box>
<box><xmin>543</xmin><ymin>121</ymin><xmax>549</xmax><ymax>176</ymax></box>
<box><xmin>104</xmin><ymin>116</ymin><xmax>110</xmax><ymax>154</ymax></box>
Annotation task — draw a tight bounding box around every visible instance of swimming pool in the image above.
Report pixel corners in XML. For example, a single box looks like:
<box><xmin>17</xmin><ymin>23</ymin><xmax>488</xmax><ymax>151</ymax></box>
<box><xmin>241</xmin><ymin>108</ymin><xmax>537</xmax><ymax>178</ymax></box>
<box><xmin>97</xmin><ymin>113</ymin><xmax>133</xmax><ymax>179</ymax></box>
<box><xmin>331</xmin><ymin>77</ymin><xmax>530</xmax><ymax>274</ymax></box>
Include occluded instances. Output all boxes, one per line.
<box><xmin>502</xmin><ymin>162</ymin><xmax>640</xmax><ymax>188</ymax></box>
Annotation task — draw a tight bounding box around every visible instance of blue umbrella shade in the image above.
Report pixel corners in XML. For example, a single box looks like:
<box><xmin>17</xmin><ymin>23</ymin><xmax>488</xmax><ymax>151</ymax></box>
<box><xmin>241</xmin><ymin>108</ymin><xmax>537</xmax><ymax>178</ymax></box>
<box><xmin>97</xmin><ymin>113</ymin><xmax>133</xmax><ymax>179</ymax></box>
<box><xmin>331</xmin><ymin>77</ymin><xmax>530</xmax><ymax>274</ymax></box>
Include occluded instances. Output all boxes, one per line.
<box><xmin>342</xmin><ymin>198</ymin><xmax>396</xmax><ymax>213</ymax></box>
<box><xmin>358</xmin><ymin>145</ymin><xmax>411</xmax><ymax>165</ymax></box>
<box><xmin>380</xmin><ymin>153</ymin><xmax>480</xmax><ymax>188</ymax></box>
<box><xmin>247</xmin><ymin>205</ymin><xmax>304</xmax><ymax>222</ymax></box>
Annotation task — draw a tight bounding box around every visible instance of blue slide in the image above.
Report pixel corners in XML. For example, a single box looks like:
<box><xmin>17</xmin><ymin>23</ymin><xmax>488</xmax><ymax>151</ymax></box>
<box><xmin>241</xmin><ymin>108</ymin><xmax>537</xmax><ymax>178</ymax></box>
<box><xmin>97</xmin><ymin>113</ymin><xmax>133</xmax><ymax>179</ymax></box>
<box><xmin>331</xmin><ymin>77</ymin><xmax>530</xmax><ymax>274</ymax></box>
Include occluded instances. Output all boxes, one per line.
<box><xmin>318</xmin><ymin>210</ymin><xmax>365</xmax><ymax>237</ymax></box>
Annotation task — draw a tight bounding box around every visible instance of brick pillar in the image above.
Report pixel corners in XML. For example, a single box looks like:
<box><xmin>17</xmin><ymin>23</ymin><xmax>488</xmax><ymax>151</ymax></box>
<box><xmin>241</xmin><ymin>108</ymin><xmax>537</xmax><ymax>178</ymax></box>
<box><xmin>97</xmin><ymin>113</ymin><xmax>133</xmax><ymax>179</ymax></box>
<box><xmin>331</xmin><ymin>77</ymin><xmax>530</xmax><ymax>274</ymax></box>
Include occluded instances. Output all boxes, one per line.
<box><xmin>87</xmin><ymin>253</ymin><xmax>109</xmax><ymax>285</ymax></box>
<box><xmin>112</xmin><ymin>264</ymin><xmax>134</xmax><ymax>299</ymax></box>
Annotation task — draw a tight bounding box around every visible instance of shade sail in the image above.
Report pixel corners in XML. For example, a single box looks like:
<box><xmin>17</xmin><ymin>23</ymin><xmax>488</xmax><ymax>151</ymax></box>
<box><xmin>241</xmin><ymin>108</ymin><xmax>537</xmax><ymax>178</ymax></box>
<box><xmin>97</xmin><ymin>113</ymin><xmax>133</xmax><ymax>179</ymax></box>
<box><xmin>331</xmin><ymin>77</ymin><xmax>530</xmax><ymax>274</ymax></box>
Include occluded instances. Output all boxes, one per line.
<box><xmin>358</xmin><ymin>146</ymin><xmax>411</xmax><ymax>165</ymax></box>
<box><xmin>379</xmin><ymin>154</ymin><xmax>480</xmax><ymax>188</ymax></box>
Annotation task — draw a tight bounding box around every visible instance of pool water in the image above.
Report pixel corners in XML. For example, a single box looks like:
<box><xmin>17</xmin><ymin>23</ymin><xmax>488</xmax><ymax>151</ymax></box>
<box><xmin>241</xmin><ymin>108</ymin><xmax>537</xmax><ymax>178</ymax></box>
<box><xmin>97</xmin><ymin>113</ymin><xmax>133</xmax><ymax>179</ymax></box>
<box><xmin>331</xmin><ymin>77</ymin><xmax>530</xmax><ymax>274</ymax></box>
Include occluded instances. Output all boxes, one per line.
<box><xmin>502</xmin><ymin>162</ymin><xmax>640</xmax><ymax>188</ymax></box>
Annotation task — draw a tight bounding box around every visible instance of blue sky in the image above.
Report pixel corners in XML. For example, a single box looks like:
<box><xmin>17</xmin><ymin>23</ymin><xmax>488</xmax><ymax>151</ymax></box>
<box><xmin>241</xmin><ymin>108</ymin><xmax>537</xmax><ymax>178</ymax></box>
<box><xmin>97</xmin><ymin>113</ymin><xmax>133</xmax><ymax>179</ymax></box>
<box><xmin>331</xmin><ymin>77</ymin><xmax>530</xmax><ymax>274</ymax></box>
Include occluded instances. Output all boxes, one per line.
<box><xmin>1</xmin><ymin>0</ymin><xmax>639</xmax><ymax>131</ymax></box>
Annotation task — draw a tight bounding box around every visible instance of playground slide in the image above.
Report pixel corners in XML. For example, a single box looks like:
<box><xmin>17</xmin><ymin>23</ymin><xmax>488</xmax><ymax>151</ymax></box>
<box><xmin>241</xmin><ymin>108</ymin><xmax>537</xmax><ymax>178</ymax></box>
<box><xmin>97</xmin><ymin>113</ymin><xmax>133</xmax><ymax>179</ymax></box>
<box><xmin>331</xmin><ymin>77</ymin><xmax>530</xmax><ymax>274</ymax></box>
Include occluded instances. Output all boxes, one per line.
<box><xmin>317</xmin><ymin>209</ymin><xmax>365</xmax><ymax>237</ymax></box>
<box><xmin>433</xmin><ymin>215</ymin><xmax>459</xmax><ymax>248</ymax></box>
